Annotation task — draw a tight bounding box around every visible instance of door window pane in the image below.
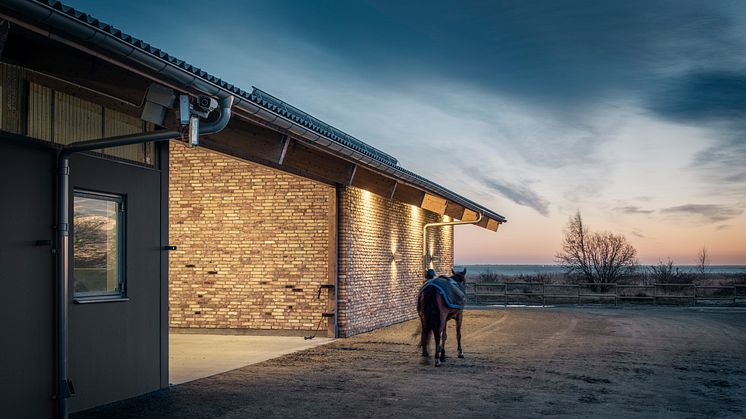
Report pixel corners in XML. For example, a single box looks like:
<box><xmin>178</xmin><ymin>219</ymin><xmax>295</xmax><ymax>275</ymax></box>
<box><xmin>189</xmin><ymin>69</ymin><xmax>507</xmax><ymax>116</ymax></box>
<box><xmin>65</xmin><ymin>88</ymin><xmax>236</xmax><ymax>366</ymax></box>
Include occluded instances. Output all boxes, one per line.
<box><xmin>73</xmin><ymin>191</ymin><xmax>124</xmax><ymax>298</ymax></box>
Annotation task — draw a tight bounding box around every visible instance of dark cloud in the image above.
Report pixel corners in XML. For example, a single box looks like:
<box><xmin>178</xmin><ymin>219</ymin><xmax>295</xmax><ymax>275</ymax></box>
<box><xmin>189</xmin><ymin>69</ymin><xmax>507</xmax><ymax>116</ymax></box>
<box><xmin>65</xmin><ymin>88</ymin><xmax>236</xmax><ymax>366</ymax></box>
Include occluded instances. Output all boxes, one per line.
<box><xmin>472</xmin><ymin>172</ymin><xmax>549</xmax><ymax>216</ymax></box>
<box><xmin>661</xmin><ymin>204</ymin><xmax>743</xmax><ymax>222</ymax></box>
<box><xmin>631</xmin><ymin>231</ymin><xmax>646</xmax><ymax>238</ymax></box>
<box><xmin>648</xmin><ymin>71</ymin><xmax>746</xmax><ymax>122</ymax></box>
<box><xmin>238</xmin><ymin>1</ymin><xmax>745</xmax><ymax>106</ymax></box>
<box><xmin>645</xmin><ymin>70</ymin><xmax>746</xmax><ymax>189</ymax></box>
<box><xmin>615</xmin><ymin>206</ymin><xmax>654</xmax><ymax>215</ymax></box>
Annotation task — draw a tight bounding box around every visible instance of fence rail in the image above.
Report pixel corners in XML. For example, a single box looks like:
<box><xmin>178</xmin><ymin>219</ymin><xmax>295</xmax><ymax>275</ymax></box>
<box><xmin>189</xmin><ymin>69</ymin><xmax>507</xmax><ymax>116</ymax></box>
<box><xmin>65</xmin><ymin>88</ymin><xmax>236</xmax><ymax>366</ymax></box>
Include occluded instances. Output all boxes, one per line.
<box><xmin>467</xmin><ymin>282</ymin><xmax>746</xmax><ymax>307</ymax></box>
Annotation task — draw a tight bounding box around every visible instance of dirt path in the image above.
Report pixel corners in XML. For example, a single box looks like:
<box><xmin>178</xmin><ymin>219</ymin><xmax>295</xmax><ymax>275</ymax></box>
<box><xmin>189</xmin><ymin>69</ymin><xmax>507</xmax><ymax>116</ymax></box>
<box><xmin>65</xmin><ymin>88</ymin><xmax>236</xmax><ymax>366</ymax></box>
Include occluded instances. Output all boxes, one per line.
<box><xmin>75</xmin><ymin>307</ymin><xmax>746</xmax><ymax>418</ymax></box>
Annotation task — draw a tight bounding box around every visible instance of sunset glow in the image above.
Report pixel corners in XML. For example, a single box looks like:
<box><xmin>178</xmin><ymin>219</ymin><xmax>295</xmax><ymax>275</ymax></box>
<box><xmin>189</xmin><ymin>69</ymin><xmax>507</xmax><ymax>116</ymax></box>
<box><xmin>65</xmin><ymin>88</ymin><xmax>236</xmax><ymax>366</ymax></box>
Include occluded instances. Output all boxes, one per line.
<box><xmin>67</xmin><ymin>0</ymin><xmax>746</xmax><ymax>265</ymax></box>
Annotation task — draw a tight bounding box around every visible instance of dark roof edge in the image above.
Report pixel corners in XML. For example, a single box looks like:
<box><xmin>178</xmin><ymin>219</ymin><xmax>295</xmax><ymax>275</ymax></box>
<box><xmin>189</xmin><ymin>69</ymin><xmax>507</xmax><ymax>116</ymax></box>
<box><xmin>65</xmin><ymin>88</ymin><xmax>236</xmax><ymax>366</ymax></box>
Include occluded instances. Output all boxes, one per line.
<box><xmin>7</xmin><ymin>0</ymin><xmax>506</xmax><ymax>223</ymax></box>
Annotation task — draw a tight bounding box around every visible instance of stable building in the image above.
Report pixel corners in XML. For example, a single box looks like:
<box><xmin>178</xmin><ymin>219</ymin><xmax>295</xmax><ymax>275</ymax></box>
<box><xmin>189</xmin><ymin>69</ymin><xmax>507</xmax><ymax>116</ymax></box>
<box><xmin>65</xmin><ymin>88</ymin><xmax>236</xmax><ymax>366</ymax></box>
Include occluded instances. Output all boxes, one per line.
<box><xmin>0</xmin><ymin>1</ymin><xmax>506</xmax><ymax>417</ymax></box>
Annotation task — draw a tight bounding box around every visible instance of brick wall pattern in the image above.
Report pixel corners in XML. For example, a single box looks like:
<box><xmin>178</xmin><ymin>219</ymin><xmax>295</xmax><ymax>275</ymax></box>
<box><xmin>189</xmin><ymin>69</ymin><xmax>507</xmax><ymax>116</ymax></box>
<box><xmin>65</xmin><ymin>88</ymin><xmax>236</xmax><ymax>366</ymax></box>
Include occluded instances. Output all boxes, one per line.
<box><xmin>168</xmin><ymin>142</ymin><xmax>334</xmax><ymax>331</ymax></box>
<box><xmin>337</xmin><ymin>186</ymin><xmax>454</xmax><ymax>337</ymax></box>
<box><xmin>169</xmin><ymin>143</ymin><xmax>454</xmax><ymax>337</ymax></box>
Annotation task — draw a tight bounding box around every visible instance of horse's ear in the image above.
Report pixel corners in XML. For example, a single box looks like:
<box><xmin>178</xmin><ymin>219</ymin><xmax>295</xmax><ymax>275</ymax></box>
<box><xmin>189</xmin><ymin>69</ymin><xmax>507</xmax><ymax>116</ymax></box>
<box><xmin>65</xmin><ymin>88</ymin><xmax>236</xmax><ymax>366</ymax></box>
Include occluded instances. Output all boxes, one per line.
<box><xmin>451</xmin><ymin>268</ymin><xmax>457</xmax><ymax>276</ymax></box>
<box><xmin>461</xmin><ymin>268</ymin><xmax>467</xmax><ymax>275</ymax></box>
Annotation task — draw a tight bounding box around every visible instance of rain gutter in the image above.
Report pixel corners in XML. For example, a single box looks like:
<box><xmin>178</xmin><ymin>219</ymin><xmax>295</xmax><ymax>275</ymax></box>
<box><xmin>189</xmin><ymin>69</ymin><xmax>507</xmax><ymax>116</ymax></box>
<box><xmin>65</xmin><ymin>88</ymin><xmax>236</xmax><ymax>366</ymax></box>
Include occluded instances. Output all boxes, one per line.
<box><xmin>0</xmin><ymin>0</ymin><xmax>506</xmax><ymax>224</ymax></box>
<box><xmin>423</xmin><ymin>213</ymin><xmax>484</xmax><ymax>274</ymax></box>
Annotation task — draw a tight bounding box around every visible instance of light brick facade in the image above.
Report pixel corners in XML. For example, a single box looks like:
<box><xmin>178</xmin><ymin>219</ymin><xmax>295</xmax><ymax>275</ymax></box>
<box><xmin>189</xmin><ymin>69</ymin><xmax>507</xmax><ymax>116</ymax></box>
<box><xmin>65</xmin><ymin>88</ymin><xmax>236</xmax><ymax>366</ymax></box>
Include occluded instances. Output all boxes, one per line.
<box><xmin>169</xmin><ymin>143</ymin><xmax>454</xmax><ymax>337</ymax></box>
<box><xmin>337</xmin><ymin>187</ymin><xmax>454</xmax><ymax>337</ymax></box>
<box><xmin>169</xmin><ymin>142</ymin><xmax>335</xmax><ymax>332</ymax></box>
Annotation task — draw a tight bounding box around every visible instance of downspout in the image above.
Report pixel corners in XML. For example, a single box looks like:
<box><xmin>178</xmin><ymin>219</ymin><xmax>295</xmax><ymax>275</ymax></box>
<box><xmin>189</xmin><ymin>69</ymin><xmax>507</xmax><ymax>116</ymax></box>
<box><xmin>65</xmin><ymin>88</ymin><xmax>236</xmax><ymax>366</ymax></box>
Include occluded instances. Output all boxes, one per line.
<box><xmin>423</xmin><ymin>213</ymin><xmax>483</xmax><ymax>275</ymax></box>
<box><xmin>55</xmin><ymin>96</ymin><xmax>233</xmax><ymax>419</ymax></box>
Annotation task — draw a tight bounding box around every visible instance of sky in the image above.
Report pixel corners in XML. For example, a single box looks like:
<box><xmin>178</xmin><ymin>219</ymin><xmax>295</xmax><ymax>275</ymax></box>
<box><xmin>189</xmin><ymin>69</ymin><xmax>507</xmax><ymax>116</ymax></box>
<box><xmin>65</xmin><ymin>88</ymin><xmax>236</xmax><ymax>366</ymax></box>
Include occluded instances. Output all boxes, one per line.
<box><xmin>66</xmin><ymin>0</ymin><xmax>746</xmax><ymax>264</ymax></box>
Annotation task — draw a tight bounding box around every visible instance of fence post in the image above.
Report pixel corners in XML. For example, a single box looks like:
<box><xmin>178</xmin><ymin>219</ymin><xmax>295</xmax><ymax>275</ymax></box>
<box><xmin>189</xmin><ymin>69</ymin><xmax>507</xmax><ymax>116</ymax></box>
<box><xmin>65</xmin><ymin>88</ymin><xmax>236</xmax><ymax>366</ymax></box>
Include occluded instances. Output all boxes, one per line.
<box><xmin>542</xmin><ymin>283</ymin><xmax>545</xmax><ymax>307</ymax></box>
<box><xmin>614</xmin><ymin>284</ymin><xmax>618</xmax><ymax>306</ymax></box>
<box><xmin>693</xmin><ymin>285</ymin><xmax>697</xmax><ymax>307</ymax></box>
<box><xmin>474</xmin><ymin>283</ymin><xmax>478</xmax><ymax>305</ymax></box>
<box><xmin>577</xmin><ymin>284</ymin><xmax>580</xmax><ymax>306</ymax></box>
<box><xmin>504</xmin><ymin>283</ymin><xmax>508</xmax><ymax>307</ymax></box>
<box><xmin>691</xmin><ymin>284</ymin><xmax>695</xmax><ymax>307</ymax></box>
<box><xmin>734</xmin><ymin>285</ymin><xmax>737</xmax><ymax>306</ymax></box>
<box><xmin>653</xmin><ymin>284</ymin><xmax>657</xmax><ymax>305</ymax></box>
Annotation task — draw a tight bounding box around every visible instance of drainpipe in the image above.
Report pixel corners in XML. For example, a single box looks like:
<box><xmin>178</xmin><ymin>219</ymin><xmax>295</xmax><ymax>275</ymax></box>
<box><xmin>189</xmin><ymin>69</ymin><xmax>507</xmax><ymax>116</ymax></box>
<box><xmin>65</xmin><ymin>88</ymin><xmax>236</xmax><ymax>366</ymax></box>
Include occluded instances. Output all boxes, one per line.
<box><xmin>423</xmin><ymin>213</ymin><xmax>484</xmax><ymax>275</ymax></box>
<box><xmin>55</xmin><ymin>96</ymin><xmax>233</xmax><ymax>419</ymax></box>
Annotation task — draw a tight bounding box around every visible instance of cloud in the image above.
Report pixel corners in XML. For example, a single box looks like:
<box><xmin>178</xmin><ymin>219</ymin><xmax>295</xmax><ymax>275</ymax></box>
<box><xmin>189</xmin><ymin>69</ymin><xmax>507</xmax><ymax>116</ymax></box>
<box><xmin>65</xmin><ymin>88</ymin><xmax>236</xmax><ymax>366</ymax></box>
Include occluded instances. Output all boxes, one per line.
<box><xmin>631</xmin><ymin>231</ymin><xmax>646</xmax><ymax>238</ymax></box>
<box><xmin>660</xmin><ymin>204</ymin><xmax>743</xmax><ymax>222</ymax></box>
<box><xmin>648</xmin><ymin>71</ymin><xmax>746</xmax><ymax>123</ymax></box>
<box><xmin>472</xmin><ymin>172</ymin><xmax>550</xmax><ymax>216</ymax></box>
<box><xmin>615</xmin><ymin>206</ymin><xmax>654</xmax><ymax>215</ymax></box>
<box><xmin>724</xmin><ymin>172</ymin><xmax>746</xmax><ymax>183</ymax></box>
<box><xmin>716</xmin><ymin>224</ymin><xmax>730</xmax><ymax>231</ymax></box>
<box><xmin>228</xmin><ymin>1</ymin><xmax>746</xmax><ymax>107</ymax></box>
<box><xmin>647</xmin><ymin>72</ymin><xmax>746</xmax><ymax>189</ymax></box>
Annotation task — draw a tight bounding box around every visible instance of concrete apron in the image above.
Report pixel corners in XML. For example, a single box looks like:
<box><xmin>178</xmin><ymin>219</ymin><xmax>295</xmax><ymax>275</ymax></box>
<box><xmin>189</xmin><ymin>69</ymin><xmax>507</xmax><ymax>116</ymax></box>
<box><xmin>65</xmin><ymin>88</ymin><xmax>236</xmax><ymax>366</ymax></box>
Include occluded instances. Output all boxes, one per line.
<box><xmin>169</xmin><ymin>334</ymin><xmax>334</xmax><ymax>385</ymax></box>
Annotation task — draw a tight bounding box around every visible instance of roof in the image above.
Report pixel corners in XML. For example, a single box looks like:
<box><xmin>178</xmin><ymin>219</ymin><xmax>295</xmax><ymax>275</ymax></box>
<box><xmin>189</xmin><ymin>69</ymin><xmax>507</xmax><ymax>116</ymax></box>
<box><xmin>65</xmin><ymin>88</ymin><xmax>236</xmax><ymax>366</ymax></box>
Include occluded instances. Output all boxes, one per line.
<box><xmin>3</xmin><ymin>0</ymin><xmax>506</xmax><ymax>224</ymax></box>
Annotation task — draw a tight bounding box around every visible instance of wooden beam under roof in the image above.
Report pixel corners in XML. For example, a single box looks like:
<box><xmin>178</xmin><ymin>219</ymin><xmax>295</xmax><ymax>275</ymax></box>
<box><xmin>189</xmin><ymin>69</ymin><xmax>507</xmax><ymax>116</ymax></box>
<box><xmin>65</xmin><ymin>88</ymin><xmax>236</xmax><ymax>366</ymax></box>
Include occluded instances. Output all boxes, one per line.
<box><xmin>444</xmin><ymin>201</ymin><xmax>466</xmax><ymax>220</ymax></box>
<box><xmin>486</xmin><ymin>218</ymin><xmax>500</xmax><ymax>232</ymax></box>
<box><xmin>281</xmin><ymin>139</ymin><xmax>356</xmax><ymax>186</ymax></box>
<box><xmin>350</xmin><ymin>166</ymin><xmax>397</xmax><ymax>199</ymax></box>
<box><xmin>462</xmin><ymin>208</ymin><xmax>479</xmax><ymax>222</ymax></box>
<box><xmin>202</xmin><ymin>118</ymin><xmax>286</xmax><ymax>167</ymax></box>
<box><xmin>421</xmin><ymin>193</ymin><xmax>447</xmax><ymax>215</ymax></box>
<box><xmin>4</xmin><ymin>27</ymin><xmax>150</xmax><ymax>112</ymax></box>
<box><xmin>477</xmin><ymin>216</ymin><xmax>491</xmax><ymax>229</ymax></box>
<box><xmin>392</xmin><ymin>182</ymin><xmax>425</xmax><ymax>207</ymax></box>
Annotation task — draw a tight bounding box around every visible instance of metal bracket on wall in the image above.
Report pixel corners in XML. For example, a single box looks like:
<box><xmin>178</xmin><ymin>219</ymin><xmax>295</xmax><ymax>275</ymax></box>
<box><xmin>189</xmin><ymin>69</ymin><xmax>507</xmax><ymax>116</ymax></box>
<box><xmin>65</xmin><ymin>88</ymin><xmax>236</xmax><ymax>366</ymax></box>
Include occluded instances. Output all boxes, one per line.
<box><xmin>54</xmin><ymin>379</ymin><xmax>75</xmax><ymax>400</ymax></box>
<box><xmin>317</xmin><ymin>284</ymin><xmax>335</xmax><ymax>299</ymax></box>
<box><xmin>35</xmin><ymin>239</ymin><xmax>56</xmax><ymax>254</ymax></box>
<box><xmin>163</xmin><ymin>245</ymin><xmax>177</xmax><ymax>251</ymax></box>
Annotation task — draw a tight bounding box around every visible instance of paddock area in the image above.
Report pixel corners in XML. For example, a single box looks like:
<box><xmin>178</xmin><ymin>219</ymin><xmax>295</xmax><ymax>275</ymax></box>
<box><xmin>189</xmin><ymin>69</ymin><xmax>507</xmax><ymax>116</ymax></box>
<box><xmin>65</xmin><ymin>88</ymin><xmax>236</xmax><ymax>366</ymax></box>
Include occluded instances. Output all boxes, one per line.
<box><xmin>74</xmin><ymin>307</ymin><xmax>746</xmax><ymax>418</ymax></box>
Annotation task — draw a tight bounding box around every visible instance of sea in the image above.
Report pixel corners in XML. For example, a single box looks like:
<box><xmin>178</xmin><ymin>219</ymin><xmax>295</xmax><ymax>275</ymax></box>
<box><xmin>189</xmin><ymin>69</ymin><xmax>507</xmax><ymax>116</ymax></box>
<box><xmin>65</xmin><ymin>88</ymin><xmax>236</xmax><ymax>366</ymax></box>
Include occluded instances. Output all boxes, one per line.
<box><xmin>457</xmin><ymin>264</ymin><xmax>746</xmax><ymax>276</ymax></box>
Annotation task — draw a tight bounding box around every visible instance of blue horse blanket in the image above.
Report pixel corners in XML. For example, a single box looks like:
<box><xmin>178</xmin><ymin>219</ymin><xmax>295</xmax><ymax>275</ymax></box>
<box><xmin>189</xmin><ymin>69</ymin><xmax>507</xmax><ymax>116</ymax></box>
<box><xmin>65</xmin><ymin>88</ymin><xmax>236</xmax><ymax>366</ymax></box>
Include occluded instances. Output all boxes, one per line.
<box><xmin>422</xmin><ymin>276</ymin><xmax>466</xmax><ymax>309</ymax></box>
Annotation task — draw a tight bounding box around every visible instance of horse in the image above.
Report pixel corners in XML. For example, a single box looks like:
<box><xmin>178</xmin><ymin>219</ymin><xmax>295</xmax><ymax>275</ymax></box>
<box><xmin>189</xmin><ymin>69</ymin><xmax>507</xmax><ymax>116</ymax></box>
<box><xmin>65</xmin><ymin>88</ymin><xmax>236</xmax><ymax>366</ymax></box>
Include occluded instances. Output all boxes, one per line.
<box><xmin>417</xmin><ymin>268</ymin><xmax>467</xmax><ymax>366</ymax></box>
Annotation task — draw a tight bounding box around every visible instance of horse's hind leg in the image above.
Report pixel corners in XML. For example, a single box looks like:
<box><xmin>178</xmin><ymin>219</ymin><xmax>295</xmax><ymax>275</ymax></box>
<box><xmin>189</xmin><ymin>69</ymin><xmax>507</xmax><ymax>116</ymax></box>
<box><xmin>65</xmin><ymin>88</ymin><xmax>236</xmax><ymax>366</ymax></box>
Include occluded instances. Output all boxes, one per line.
<box><xmin>440</xmin><ymin>322</ymin><xmax>448</xmax><ymax>362</ymax></box>
<box><xmin>419</xmin><ymin>315</ymin><xmax>429</xmax><ymax>357</ymax></box>
<box><xmin>438</xmin><ymin>312</ymin><xmax>448</xmax><ymax>363</ymax></box>
<box><xmin>456</xmin><ymin>313</ymin><xmax>464</xmax><ymax>358</ymax></box>
<box><xmin>432</xmin><ymin>326</ymin><xmax>442</xmax><ymax>367</ymax></box>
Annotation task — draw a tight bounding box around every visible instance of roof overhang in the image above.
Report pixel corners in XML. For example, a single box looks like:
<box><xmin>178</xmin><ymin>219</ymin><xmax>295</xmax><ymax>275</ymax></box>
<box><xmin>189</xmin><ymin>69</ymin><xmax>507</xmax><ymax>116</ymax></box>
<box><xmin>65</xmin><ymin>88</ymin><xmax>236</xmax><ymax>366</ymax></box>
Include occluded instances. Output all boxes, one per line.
<box><xmin>0</xmin><ymin>0</ymin><xmax>507</xmax><ymax>229</ymax></box>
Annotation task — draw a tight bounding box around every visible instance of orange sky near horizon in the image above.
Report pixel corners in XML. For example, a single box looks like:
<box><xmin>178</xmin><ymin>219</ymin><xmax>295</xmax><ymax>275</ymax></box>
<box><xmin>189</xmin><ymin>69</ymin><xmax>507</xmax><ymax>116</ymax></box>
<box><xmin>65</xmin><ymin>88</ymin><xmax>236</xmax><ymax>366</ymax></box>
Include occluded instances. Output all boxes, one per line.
<box><xmin>455</xmin><ymin>200</ymin><xmax>746</xmax><ymax>265</ymax></box>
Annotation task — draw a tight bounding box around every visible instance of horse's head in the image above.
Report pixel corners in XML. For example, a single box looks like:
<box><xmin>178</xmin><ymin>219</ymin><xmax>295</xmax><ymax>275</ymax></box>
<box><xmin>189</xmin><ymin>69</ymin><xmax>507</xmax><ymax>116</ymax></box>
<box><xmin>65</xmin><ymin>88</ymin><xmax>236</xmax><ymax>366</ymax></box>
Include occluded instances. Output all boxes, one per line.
<box><xmin>451</xmin><ymin>268</ymin><xmax>467</xmax><ymax>283</ymax></box>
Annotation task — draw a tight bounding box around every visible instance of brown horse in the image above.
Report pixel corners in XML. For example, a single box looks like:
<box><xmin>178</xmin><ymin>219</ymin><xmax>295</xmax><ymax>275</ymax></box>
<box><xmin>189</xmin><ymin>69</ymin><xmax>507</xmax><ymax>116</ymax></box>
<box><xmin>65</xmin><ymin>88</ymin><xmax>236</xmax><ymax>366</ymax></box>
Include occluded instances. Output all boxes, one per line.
<box><xmin>417</xmin><ymin>268</ymin><xmax>466</xmax><ymax>367</ymax></box>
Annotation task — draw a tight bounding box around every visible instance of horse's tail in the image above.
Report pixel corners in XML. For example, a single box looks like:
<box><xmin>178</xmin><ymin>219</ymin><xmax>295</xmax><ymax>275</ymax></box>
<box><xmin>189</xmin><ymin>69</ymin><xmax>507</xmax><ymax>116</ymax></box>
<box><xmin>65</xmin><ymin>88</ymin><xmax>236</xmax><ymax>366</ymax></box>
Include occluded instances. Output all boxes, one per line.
<box><xmin>418</xmin><ymin>285</ymin><xmax>441</xmax><ymax>348</ymax></box>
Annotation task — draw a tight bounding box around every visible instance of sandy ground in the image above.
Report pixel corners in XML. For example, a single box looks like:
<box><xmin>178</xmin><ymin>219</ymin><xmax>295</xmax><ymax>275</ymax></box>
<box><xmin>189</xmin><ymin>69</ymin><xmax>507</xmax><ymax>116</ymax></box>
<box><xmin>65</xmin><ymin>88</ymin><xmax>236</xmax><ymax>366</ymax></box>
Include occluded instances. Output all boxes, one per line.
<box><xmin>74</xmin><ymin>307</ymin><xmax>746</xmax><ymax>418</ymax></box>
<box><xmin>169</xmin><ymin>334</ymin><xmax>334</xmax><ymax>384</ymax></box>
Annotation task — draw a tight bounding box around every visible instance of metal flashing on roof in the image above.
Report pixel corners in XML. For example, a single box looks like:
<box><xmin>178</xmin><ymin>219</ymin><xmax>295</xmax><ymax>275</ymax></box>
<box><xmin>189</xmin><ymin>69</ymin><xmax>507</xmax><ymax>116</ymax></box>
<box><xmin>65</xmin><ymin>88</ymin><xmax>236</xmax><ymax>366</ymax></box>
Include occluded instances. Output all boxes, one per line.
<box><xmin>249</xmin><ymin>88</ymin><xmax>398</xmax><ymax>167</ymax></box>
<box><xmin>4</xmin><ymin>0</ymin><xmax>506</xmax><ymax>224</ymax></box>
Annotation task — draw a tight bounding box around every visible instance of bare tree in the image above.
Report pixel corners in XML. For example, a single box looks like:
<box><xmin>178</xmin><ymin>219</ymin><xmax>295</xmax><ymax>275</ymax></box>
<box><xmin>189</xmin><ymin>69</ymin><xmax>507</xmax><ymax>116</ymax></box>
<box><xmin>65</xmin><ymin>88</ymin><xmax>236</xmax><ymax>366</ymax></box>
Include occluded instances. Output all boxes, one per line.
<box><xmin>696</xmin><ymin>246</ymin><xmax>710</xmax><ymax>277</ymax></box>
<box><xmin>649</xmin><ymin>258</ymin><xmax>680</xmax><ymax>284</ymax></box>
<box><xmin>555</xmin><ymin>211</ymin><xmax>593</xmax><ymax>282</ymax></box>
<box><xmin>555</xmin><ymin>211</ymin><xmax>638</xmax><ymax>284</ymax></box>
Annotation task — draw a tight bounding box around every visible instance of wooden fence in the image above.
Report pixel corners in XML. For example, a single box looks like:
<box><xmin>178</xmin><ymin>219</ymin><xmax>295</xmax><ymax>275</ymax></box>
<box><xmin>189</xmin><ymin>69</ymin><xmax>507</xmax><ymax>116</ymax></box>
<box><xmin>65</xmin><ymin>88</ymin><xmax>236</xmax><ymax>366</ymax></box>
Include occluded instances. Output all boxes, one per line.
<box><xmin>466</xmin><ymin>282</ymin><xmax>746</xmax><ymax>307</ymax></box>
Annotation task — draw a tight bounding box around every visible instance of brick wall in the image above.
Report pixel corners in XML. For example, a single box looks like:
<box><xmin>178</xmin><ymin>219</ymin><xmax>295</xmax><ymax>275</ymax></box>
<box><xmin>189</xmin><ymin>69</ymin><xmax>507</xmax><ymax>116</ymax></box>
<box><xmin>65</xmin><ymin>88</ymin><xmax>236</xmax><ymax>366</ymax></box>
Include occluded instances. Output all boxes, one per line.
<box><xmin>337</xmin><ymin>186</ymin><xmax>454</xmax><ymax>337</ymax></box>
<box><xmin>169</xmin><ymin>143</ymin><xmax>455</xmax><ymax>337</ymax></box>
<box><xmin>168</xmin><ymin>142</ymin><xmax>335</xmax><ymax>332</ymax></box>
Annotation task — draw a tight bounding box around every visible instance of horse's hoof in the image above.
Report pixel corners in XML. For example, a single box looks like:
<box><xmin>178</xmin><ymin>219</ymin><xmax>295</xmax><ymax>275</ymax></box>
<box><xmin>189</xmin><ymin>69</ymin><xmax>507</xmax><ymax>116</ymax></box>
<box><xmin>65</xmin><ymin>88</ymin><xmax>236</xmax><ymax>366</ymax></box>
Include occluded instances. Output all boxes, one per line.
<box><xmin>422</xmin><ymin>352</ymin><xmax>429</xmax><ymax>358</ymax></box>
<box><xmin>435</xmin><ymin>361</ymin><xmax>441</xmax><ymax>367</ymax></box>
<box><xmin>458</xmin><ymin>353</ymin><xmax>465</xmax><ymax>358</ymax></box>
